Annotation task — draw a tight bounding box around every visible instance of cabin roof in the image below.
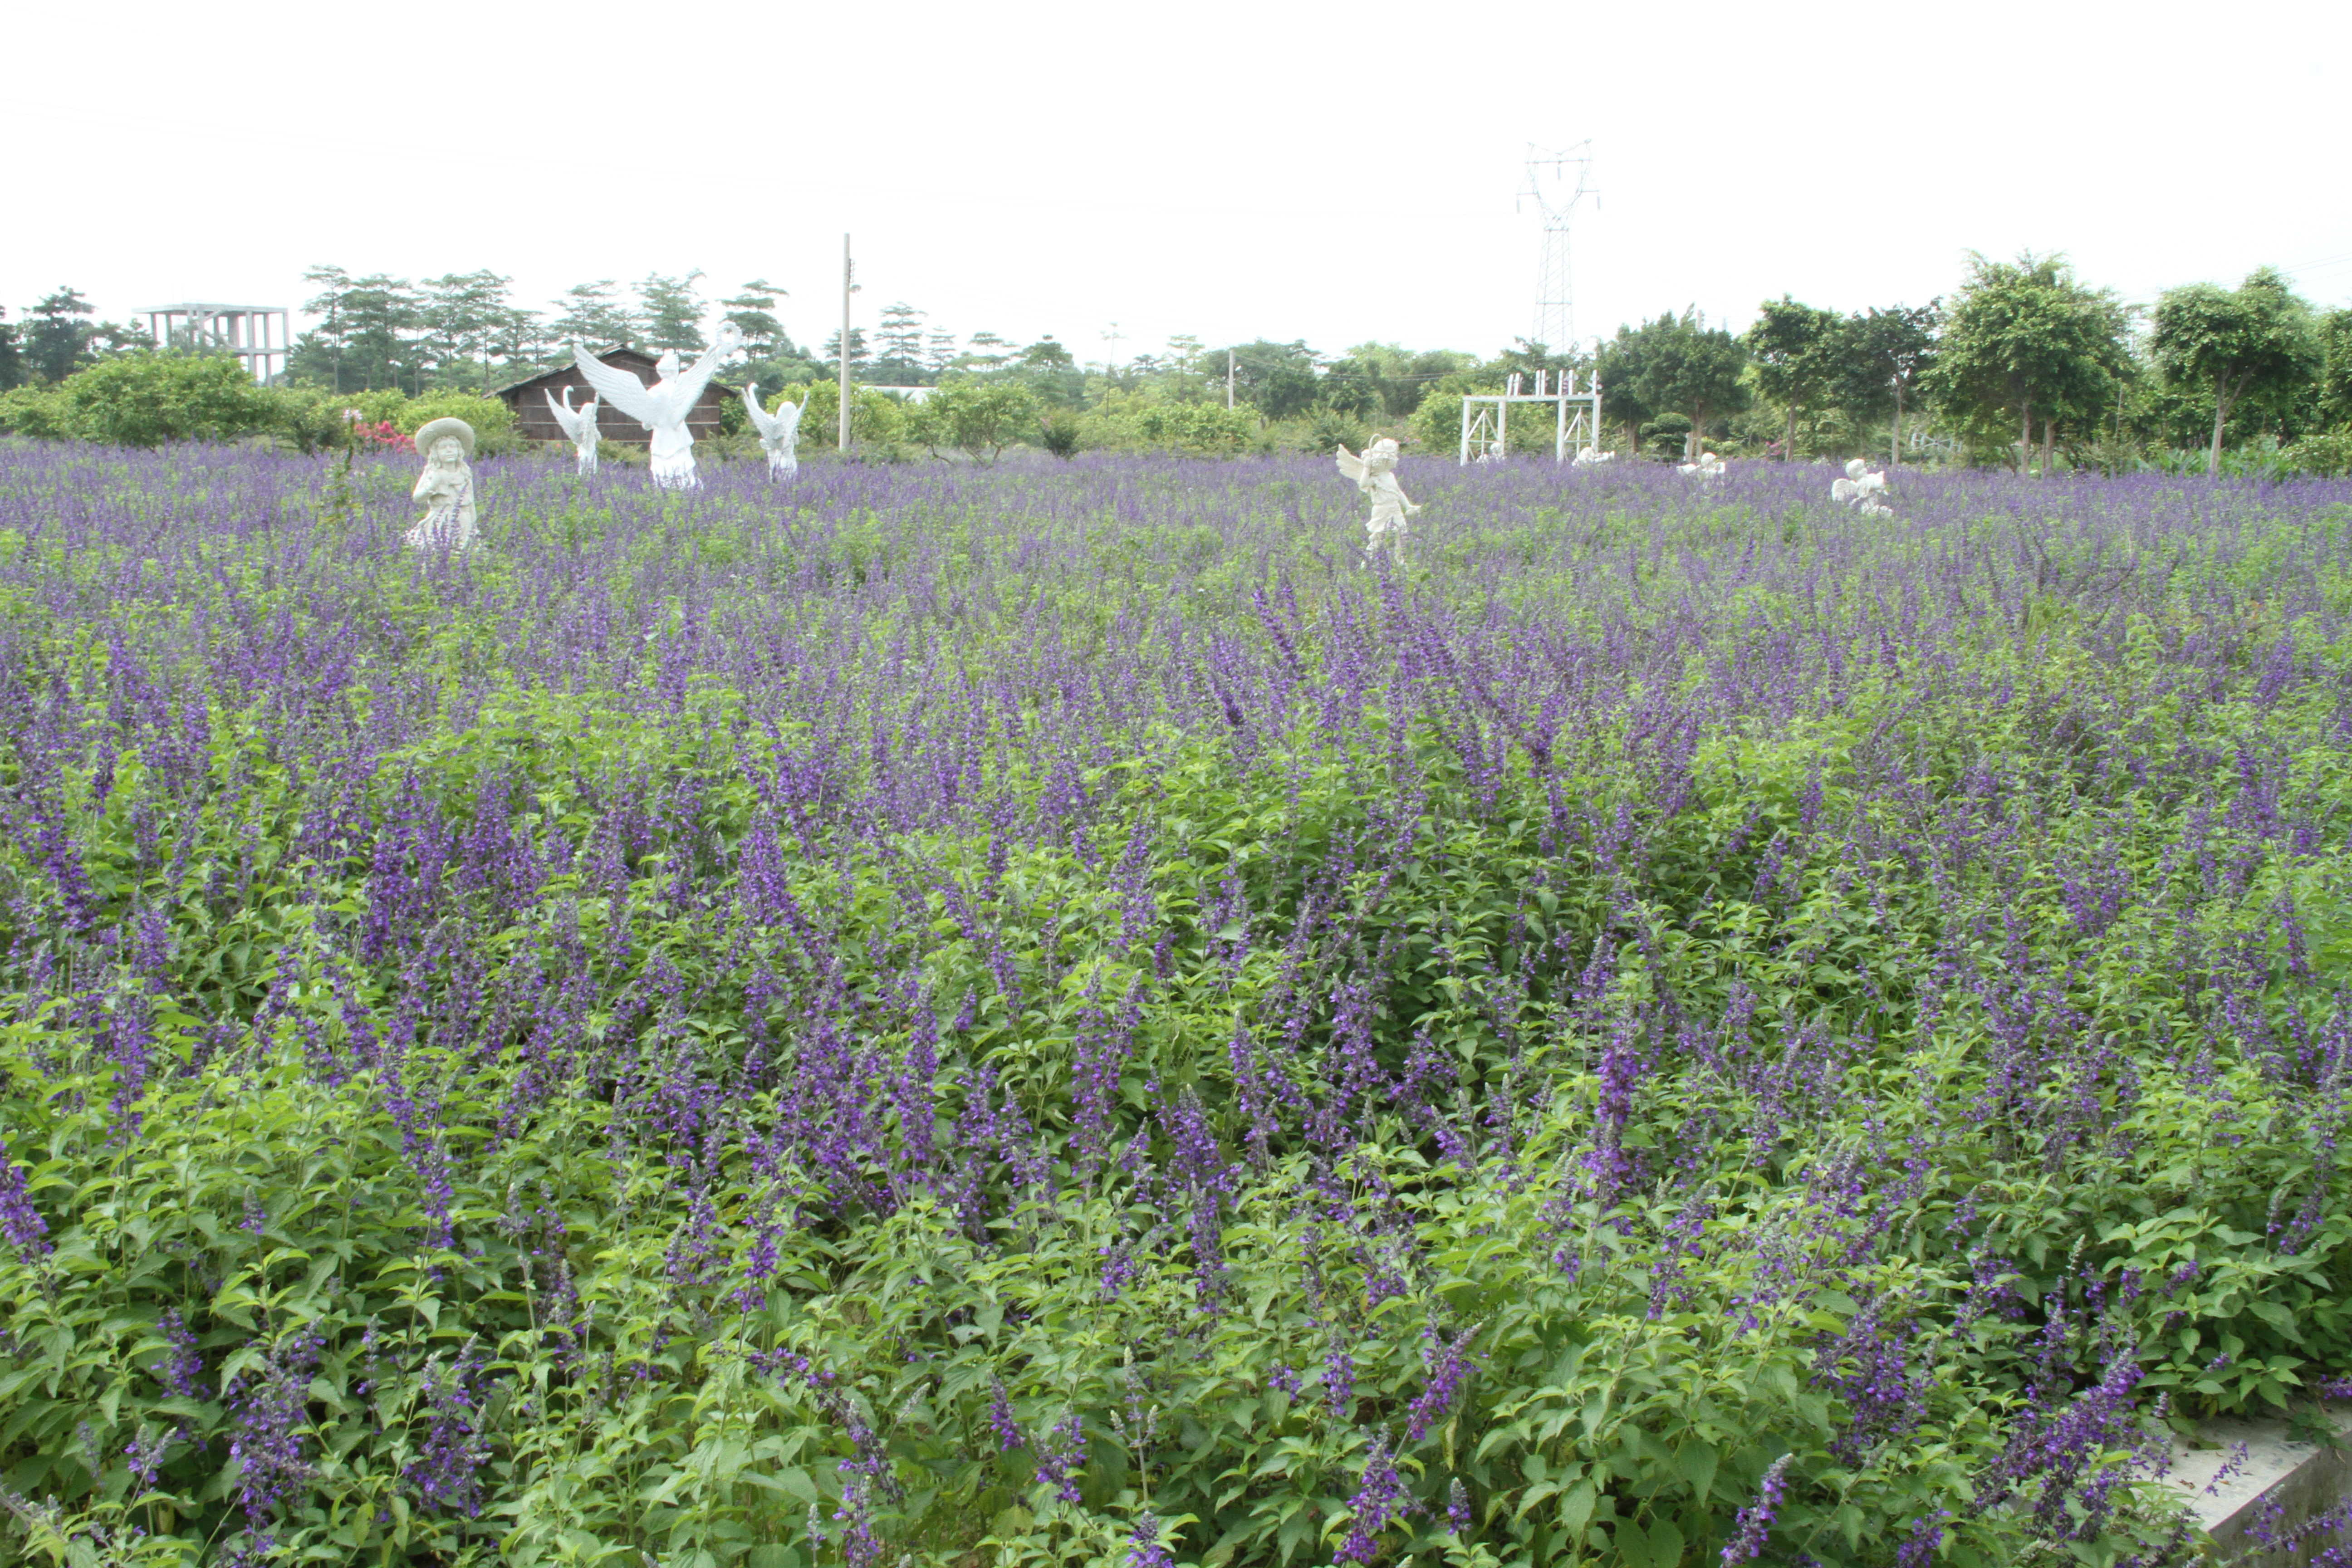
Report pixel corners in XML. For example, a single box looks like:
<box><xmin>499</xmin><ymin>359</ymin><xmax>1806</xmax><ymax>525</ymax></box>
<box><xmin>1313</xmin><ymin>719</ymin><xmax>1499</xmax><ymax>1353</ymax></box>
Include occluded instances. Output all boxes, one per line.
<box><xmin>489</xmin><ymin>348</ymin><xmax>666</xmax><ymax>399</ymax></box>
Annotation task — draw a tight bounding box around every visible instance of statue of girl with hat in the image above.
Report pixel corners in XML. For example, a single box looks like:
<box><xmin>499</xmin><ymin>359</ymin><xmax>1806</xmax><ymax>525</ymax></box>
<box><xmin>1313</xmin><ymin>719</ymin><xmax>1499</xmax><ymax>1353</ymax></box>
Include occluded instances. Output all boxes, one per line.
<box><xmin>406</xmin><ymin>417</ymin><xmax>478</xmax><ymax>552</ymax></box>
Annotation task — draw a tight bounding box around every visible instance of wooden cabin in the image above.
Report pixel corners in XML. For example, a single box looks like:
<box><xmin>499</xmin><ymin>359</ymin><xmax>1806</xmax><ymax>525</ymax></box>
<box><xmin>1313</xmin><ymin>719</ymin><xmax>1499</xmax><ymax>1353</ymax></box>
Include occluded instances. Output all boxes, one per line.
<box><xmin>493</xmin><ymin>348</ymin><xmax>733</xmax><ymax>447</ymax></box>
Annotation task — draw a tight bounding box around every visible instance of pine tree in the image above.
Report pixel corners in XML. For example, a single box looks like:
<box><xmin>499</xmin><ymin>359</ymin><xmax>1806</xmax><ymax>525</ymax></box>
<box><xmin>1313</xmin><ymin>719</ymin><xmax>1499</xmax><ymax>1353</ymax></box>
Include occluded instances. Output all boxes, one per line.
<box><xmin>637</xmin><ymin>272</ymin><xmax>708</xmax><ymax>355</ymax></box>
<box><xmin>550</xmin><ymin>282</ymin><xmax>639</xmax><ymax>353</ymax></box>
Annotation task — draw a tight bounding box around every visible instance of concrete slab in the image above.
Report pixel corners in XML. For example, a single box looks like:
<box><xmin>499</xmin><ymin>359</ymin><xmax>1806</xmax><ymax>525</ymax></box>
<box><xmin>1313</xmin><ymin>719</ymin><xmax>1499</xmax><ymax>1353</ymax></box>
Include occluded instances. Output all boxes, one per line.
<box><xmin>2163</xmin><ymin>1406</ymin><xmax>2352</xmax><ymax>1567</ymax></box>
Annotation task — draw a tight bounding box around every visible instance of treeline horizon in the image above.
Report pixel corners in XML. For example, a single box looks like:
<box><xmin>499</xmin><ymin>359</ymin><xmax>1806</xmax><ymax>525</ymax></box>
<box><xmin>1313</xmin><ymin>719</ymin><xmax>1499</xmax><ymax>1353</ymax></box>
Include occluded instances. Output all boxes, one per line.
<box><xmin>3</xmin><ymin>252</ymin><xmax>2348</xmax><ymax>474</ymax></box>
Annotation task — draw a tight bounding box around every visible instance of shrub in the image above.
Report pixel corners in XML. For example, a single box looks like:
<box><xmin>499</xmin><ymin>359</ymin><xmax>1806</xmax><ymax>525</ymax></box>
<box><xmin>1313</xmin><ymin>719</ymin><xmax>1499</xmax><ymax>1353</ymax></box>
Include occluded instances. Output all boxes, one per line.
<box><xmin>0</xmin><ymin>353</ymin><xmax>273</xmax><ymax>446</ymax></box>
<box><xmin>794</xmin><ymin>379</ymin><xmax>907</xmax><ymax>450</ymax></box>
<box><xmin>1037</xmin><ymin>408</ymin><xmax>1081</xmax><ymax>458</ymax></box>
<box><xmin>908</xmin><ymin>379</ymin><xmax>1039</xmax><ymax>463</ymax></box>
<box><xmin>396</xmin><ymin>392</ymin><xmax>520</xmax><ymax>457</ymax></box>
<box><xmin>1079</xmin><ymin>392</ymin><xmax>1257</xmax><ymax>456</ymax></box>
<box><xmin>2278</xmin><ymin>428</ymin><xmax>2352</xmax><ymax>477</ymax></box>
<box><xmin>0</xmin><ymin>385</ymin><xmax>71</xmax><ymax>440</ymax></box>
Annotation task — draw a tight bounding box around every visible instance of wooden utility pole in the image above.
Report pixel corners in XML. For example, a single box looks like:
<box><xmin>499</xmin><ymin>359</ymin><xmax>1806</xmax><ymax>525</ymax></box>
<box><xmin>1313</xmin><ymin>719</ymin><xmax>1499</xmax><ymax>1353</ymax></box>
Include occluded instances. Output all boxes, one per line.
<box><xmin>839</xmin><ymin>234</ymin><xmax>854</xmax><ymax>453</ymax></box>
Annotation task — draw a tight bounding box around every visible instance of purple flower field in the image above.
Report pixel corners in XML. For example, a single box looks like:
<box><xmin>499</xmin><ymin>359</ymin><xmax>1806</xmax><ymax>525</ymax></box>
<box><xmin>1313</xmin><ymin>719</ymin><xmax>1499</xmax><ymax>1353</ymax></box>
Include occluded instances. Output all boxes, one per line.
<box><xmin>1</xmin><ymin>442</ymin><xmax>2349</xmax><ymax>1568</ymax></box>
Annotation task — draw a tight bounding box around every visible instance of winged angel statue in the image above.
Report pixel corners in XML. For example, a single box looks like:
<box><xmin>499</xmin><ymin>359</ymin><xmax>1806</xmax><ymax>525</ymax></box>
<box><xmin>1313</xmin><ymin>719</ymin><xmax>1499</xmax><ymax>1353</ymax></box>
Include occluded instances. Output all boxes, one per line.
<box><xmin>1832</xmin><ymin>457</ymin><xmax>1891</xmax><ymax>514</ymax></box>
<box><xmin>1335</xmin><ymin>437</ymin><xmax>1420</xmax><ymax>560</ymax></box>
<box><xmin>570</xmin><ymin>322</ymin><xmax>742</xmax><ymax>486</ymax></box>
<box><xmin>742</xmin><ymin>382</ymin><xmax>805</xmax><ymax>478</ymax></box>
<box><xmin>546</xmin><ymin>386</ymin><xmax>600</xmax><ymax>474</ymax></box>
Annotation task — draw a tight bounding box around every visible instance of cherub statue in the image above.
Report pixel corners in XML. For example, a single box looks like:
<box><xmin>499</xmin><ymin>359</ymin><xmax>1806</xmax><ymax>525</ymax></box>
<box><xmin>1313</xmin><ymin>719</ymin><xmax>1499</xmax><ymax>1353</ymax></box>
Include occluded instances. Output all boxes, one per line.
<box><xmin>1335</xmin><ymin>437</ymin><xmax>1420</xmax><ymax>560</ymax></box>
<box><xmin>743</xmin><ymin>381</ymin><xmax>805</xmax><ymax>479</ymax></box>
<box><xmin>1677</xmin><ymin>450</ymin><xmax>1726</xmax><ymax>477</ymax></box>
<box><xmin>1573</xmin><ymin>446</ymin><xmax>1617</xmax><ymax>466</ymax></box>
<box><xmin>1832</xmin><ymin>457</ymin><xmax>1892</xmax><ymax>515</ymax></box>
<box><xmin>405</xmin><ymin>417</ymin><xmax>478</xmax><ymax>552</ymax></box>
<box><xmin>546</xmin><ymin>385</ymin><xmax>600</xmax><ymax>474</ymax></box>
<box><xmin>570</xmin><ymin>322</ymin><xmax>742</xmax><ymax>486</ymax></box>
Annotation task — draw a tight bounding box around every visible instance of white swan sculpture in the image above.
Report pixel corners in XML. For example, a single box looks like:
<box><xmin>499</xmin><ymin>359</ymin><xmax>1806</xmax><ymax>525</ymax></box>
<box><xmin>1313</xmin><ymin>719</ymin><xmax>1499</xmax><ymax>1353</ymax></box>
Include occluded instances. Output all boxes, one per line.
<box><xmin>546</xmin><ymin>386</ymin><xmax>600</xmax><ymax>474</ymax></box>
<box><xmin>743</xmin><ymin>382</ymin><xmax>805</xmax><ymax>479</ymax></box>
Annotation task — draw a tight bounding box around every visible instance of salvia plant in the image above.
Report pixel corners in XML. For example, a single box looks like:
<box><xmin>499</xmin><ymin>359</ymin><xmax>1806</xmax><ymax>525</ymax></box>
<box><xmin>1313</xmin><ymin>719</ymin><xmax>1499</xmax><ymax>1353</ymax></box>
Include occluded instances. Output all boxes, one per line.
<box><xmin>0</xmin><ymin>444</ymin><xmax>2348</xmax><ymax>1568</ymax></box>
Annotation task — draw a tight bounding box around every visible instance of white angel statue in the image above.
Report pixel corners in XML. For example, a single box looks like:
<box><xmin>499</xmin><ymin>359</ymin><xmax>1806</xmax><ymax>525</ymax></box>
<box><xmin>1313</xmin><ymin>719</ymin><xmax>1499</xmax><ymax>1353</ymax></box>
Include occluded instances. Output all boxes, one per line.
<box><xmin>405</xmin><ymin>417</ymin><xmax>478</xmax><ymax>553</ymax></box>
<box><xmin>1677</xmin><ymin>450</ymin><xmax>1726</xmax><ymax>477</ymax></box>
<box><xmin>1572</xmin><ymin>446</ymin><xmax>1617</xmax><ymax>466</ymax></box>
<box><xmin>742</xmin><ymin>381</ymin><xmax>805</xmax><ymax>478</ymax></box>
<box><xmin>1832</xmin><ymin>458</ymin><xmax>1892</xmax><ymax>515</ymax></box>
<box><xmin>1335</xmin><ymin>437</ymin><xmax>1420</xmax><ymax>560</ymax></box>
<box><xmin>570</xmin><ymin>321</ymin><xmax>742</xmax><ymax>486</ymax></box>
<box><xmin>546</xmin><ymin>385</ymin><xmax>600</xmax><ymax>474</ymax></box>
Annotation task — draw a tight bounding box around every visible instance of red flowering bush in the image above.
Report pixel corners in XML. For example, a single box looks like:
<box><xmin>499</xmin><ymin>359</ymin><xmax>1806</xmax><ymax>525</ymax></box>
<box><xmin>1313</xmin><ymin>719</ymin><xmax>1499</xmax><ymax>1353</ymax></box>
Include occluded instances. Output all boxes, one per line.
<box><xmin>342</xmin><ymin>412</ymin><xmax>414</xmax><ymax>453</ymax></box>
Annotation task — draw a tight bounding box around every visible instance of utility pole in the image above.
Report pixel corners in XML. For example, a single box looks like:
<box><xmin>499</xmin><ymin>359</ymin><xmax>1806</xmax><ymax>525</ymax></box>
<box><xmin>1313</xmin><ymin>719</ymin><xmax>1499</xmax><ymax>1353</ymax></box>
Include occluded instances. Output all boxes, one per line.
<box><xmin>839</xmin><ymin>233</ymin><xmax>855</xmax><ymax>454</ymax></box>
<box><xmin>1226</xmin><ymin>349</ymin><xmax>1235</xmax><ymax>411</ymax></box>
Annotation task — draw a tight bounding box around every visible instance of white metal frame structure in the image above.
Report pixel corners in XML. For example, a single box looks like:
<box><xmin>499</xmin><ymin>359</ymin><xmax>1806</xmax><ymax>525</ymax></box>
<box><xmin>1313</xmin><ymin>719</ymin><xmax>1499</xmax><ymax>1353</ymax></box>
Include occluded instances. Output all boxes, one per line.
<box><xmin>139</xmin><ymin>304</ymin><xmax>290</xmax><ymax>382</ymax></box>
<box><xmin>1518</xmin><ymin>142</ymin><xmax>1596</xmax><ymax>357</ymax></box>
<box><xmin>1458</xmin><ymin>369</ymin><xmax>1603</xmax><ymax>465</ymax></box>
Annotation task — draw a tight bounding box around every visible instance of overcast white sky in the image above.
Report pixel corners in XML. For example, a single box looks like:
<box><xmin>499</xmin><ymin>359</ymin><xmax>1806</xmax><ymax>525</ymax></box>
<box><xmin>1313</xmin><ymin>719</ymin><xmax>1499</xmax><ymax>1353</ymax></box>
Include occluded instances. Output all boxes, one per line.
<box><xmin>11</xmin><ymin>0</ymin><xmax>2347</xmax><ymax>364</ymax></box>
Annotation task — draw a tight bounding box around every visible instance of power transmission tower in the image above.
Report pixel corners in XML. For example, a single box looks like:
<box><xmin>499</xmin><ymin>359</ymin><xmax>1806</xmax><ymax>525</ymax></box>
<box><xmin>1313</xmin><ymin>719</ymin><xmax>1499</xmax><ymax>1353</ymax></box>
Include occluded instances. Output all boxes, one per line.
<box><xmin>1518</xmin><ymin>142</ymin><xmax>1596</xmax><ymax>358</ymax></box>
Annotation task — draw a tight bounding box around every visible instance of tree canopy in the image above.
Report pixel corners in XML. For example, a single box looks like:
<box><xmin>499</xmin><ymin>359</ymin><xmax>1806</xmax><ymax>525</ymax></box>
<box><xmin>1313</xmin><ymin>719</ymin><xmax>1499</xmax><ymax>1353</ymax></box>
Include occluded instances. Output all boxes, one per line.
<box><xmin>1604</xmin><ymin>311</ymin><xmax>1750</xmax><ymax>459</ymax></box>
<box><xmin>1744</xmin><ymin>298</ymin><xmax>1843</xmax><ymax>456</ymax></box>
<box><xmin>2151</xmin><ymin>266</ymin><xmax>2322</xmax><ymax>474</ymax></box>
<box><xmin>1926</xmin><ymin>252</ymin><xmax>2130</xmax><ymax>469</ymax></box>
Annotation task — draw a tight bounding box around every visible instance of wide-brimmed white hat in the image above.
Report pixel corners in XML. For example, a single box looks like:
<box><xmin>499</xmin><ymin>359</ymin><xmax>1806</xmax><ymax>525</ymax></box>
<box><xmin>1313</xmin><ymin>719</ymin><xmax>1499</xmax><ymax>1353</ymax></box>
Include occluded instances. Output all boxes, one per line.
<box><xmin>413</xmin><ymin>417</ymin><xmax>476</xmax><ymax>459</ymax></box>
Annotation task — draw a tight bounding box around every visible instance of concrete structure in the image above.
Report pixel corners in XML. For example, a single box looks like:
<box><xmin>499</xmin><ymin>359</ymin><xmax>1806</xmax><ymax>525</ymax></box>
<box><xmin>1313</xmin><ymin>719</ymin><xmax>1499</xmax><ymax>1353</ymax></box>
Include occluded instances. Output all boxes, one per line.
<box><xmin>1459</xmin><ymin>369</ymin><xmax>1602</xmax><ymax>465</ymax></box>
<box><xmin>139</xmin><ymin>303</ymin><xmax>290</xmax><ymax>382</ymax></box>
<box><xmin>2166</xmin><ymin>1407</ymin><xmax>2352</xmax><ymax>1568</ymax></box>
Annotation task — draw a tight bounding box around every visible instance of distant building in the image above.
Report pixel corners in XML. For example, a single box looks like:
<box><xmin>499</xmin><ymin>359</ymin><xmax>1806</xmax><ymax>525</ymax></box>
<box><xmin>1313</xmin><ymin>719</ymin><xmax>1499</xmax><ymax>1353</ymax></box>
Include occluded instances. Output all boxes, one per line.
<box><xmin>492</xmin><ymin>348</ymin><xmax>734</xmax><ymax>447</ymax></box>
<box><xmin>140</xmin><ymin>304</ymin><xmax>290</xmax><ymax>382</ymax></box>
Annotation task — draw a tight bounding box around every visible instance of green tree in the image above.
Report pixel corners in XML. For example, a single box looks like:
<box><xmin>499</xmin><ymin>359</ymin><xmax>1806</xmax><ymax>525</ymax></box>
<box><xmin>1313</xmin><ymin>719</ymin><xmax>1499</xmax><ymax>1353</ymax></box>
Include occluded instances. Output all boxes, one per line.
<box><xmin>1213</xmin><ymin>340</ymin><xmax>1321</xmax><ymax>420</ymax></box>
<box><xmin>1318</xmin><ymin>348</ymin><xmax>1384</xmax><ymax>418</ymax></box>
<box><xmin>0</xmin><ymin>309</ymin><xmax>22</xmax><ymax>390</ymax></box>
<box><xmin>1837</xmin><ymin>302</ymin><xmax>1941</xmax><ymax>466</ymax></box>
<box><xmin>924</xmin><ymin>331</ymin><xmax>958</xmax><ymax>377</ymax></box>
<box><xmin>1594</xmin><ymin>326</ymin><xmax>1659</xmax><ymax>451</ymax></box>
<box><xmin>909</xmin><ymin>378</ymin><xmax>1039</xmax><ymax>463</ymax></box>
<box><xmin>1017</xmin><ymin>337</ymin><xmax>1085</xmax><ymax>408</ymax></box>
<box><xmin>1328</xmin><ymin>343</ymin><xmax>1478</xmax><ymax>421</ymax></box>
<box><xmin>2323</xmin><ymin>309</ymin><xmax>2352</xmax><ymax>428</ymax></box>
<box><xmin>1612</xmin><ymin>310</ymin><xmax>1749</xmax><ymax>460</ymax></box>
<box><xmin>23</xmin><ymin>288</ymin><xmax>96</xmax><ymax>382</ymax></box>
<box><xmin>2151</xmin><ymin>266</ymin><xmax>2323</xmax><ymax>475</ymax></box>
<box><xmin>721</xmin><ymin>280</ymin><xmax>791</xmax><ymax>363</ymax></box>
<box><xmin>875</xmin><ymin>302</ymin><xmax>929</xmax><ymax>382</ymax></box>
<box><xmin>823</xmin><ymin>327</ymin><xmax>872</xmax><ymax>376</ymax></box>
<box><xmin>421</xmin><ymin>270</ymin><xmax>516</xmax><ymax>391</ymax></box>
<box><xmin>1744</xmin><ymin>297</ymin><xmax>1842</xmax><ymax>458</ymax></box>
<box><xmin>301</xmin><ymin>265</ymin><xmax>356</xmax><ymax>390</ymax></box>
<box><xmin>959</xmin><ymin>331</ymin><xmax>1016</xmax><ymax>372</ymax></box>
<box><xmin>1926</xmin><ymin>252</ymin><xmax>2129</xmax><ymax>473</ymax></box>
<box><xmin>335</xmin><ymin>275</ymin><xmax>423</xmax><ymax>392</ymax></box>
<box><xmin>1020</xmin><ymin>336</ymin><xmax>1075</xmax><ymax>371</ymax></box>
<box><xmin>637</xmin><ymin>271</ymin><xmax>707</xmax><ymax>355</ymax></box>
<box><xmin>550</xmin><ymin>281</ymin><xmax>638</xmax><ymax>352</ymax></box>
